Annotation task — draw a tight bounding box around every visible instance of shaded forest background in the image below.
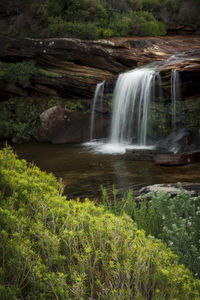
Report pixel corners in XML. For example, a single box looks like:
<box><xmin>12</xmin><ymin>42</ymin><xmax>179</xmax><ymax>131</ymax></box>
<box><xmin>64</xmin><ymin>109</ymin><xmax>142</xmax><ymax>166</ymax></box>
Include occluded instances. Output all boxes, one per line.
<box><xmin>0</xmin><ymin>0</ymin><xmax>200</xmax><ymax>39</ymax></box>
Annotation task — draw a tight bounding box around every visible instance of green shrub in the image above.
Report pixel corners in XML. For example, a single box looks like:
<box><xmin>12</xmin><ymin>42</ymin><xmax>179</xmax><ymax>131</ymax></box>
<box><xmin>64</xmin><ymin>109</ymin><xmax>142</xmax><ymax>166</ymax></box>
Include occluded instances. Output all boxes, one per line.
<box><xmin>101</xmin><ymin>185</ymin><xmax>163</xmax><ymax>237</ymax></box>
<box><xmin>109</xmin><ymin>13</ymin><xmax>132</xmax><ymax>36</ymax></box>
<box><xmin>97</xmin><ymin>27</ymin><xmax>115</xmax><ymax>38</ymax></box>
<box><xmin>0</xmin><ymin>61</ymin><xmax>40</xmax><ymax>88</ymax></box>
<box><xmin>0</xmin><ymin>61</ymin><xmax>60</xmax><ymax>87</ymax></box>
<box><xmin>149</xmin><ymin>187</ymin><xmax>200</xmax><ymax>277</ymax></box>
<box><xmin>36</xmin><ymin>0</ymin><xmax>167</xmax><ymax>39</ymax></box>
<box><xmin>0</xmin><ymin>98</ymin><xmax>58</xmax><ymax>140</ymax></box>
<box><xmin>103</xmin><ymin>184</ymin><xmax>200</xmax><ymax>278</ymax></box>
<box><xmin>141</xmin><ymin>0</ymin><xmax>161</xmax><ymax>11</ymax></box>
<box><xmin>129</xmin><ymin>11</ymin><xmax>167</xmax><ymax>36</ymax></box>
<box><xmin>65</xmin><ymin>22</ymin><xmax>99</xmax><ymax>40</ymax></box>
<box><xmin>48</xmin><ymin>18</ymin><xmax>100</xmax><ymax>39</ymax></box>
<box><xmin>0</xmin><ymin>148</ymin><xmax>200</xmax><ymax>299</ymax></box>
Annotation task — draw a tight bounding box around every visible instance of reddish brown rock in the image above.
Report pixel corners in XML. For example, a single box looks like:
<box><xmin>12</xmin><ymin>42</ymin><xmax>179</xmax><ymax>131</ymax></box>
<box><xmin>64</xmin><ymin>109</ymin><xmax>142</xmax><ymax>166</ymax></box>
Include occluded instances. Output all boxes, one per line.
<box><xmin>0</xmin><ymin>36</ymin><xmax>200</xmax><ymax>99</ymax></box>
<box><xmin>38</xmin><ymin>106</ymin><xmax>90</xmax><ymax>143</ymax></box>
<box><xmin>38</xmin><ymin>105</ymin><xmax>109</xmax><ymax>143</ymax></box>
<box><xmin>160</xmin><ymin>55</ymin><xmax>200</xmax><ymax>98</ymax></box>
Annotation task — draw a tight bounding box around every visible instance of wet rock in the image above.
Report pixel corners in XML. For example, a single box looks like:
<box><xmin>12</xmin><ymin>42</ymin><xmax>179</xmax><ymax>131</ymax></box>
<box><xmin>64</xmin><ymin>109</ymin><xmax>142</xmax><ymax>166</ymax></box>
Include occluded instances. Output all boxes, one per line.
<box><xmin>138</xmin><ymin>183</ymin><xmax>200</xmax><ymax>199</ymax></box>
<box><xmin>124</xmin><ymin>148</ymin><xmax>168</xmax><ymax>161</ymax></box>
<box><xmin>160</xmin><ymin>56</ymin><xmax>200</xmax><ymax>99</ymax></box>
<box><xmin>157</xmin><ymin>128</ymin><xmax>200</xmax><ymax>154</ymax></box>
<box><xmin>154</xmin><ymin>153</ymin><xmax>188</xmax><ymax>166</ymax></box>
<box><xmin>0</xmin><ymin>36</ymin><xmax>199</xmax><ymax>99</ymax></box>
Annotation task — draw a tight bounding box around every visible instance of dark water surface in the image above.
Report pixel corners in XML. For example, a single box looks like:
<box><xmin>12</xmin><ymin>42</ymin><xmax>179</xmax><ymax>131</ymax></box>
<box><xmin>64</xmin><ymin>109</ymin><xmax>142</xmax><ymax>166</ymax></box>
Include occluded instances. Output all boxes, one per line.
<box><xmin>11</xmin><ymin>142</ymin><xmax>200</xmax><ymax>200</ymax></box>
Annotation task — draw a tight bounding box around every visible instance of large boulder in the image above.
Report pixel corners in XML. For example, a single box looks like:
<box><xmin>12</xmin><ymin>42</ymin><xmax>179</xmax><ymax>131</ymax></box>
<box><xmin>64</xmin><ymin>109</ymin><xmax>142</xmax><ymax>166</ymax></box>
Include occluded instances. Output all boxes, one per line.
<box><xmin>37</xmin><ymin>105</ymin><xmax>109</xmax><ymax>143</ymax></box>
<box><xmin>38</xmin><ymin>105</ymin><xmax>90</xmax><ymax>143</ymax></box>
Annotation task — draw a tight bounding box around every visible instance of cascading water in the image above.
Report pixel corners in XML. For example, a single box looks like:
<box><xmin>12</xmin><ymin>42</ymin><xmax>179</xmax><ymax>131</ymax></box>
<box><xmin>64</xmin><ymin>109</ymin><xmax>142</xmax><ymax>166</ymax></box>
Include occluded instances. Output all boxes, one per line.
<box><xmin>171</xmin><ymin>70</ymin><xmax>181</xmax><ymax>131</ymax></box>
<box><xmin>85</xmin><ymin>66</ymin><xmax>160</xmax><ymax>153</ymax></box>
<box><xmin>85</xmin><ymin>53</ymin><xmax>189</xmax><ymax>155</ymax></box>
<box><xmin>90</xmin><ymin>81</ymin><xmax>105</xmax><ymax>140</ymax></box>
<box><xmin>110</xmin><ymin>68</ymin><xmax>157</xmax><ymax>146</ymax></box>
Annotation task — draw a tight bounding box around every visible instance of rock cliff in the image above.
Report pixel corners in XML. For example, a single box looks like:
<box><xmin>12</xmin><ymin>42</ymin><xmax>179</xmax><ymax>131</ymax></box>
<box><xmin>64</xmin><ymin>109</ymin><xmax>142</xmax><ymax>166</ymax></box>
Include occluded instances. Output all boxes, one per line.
<box><xmin>0</xmin><ymin>35</ymin><xmax>200</xmax><ymax>99</ymax></box>
<box><xmin>0</xmin><ymin>35</ymin><xmax>200</xmax><ymax>143</ymax></box>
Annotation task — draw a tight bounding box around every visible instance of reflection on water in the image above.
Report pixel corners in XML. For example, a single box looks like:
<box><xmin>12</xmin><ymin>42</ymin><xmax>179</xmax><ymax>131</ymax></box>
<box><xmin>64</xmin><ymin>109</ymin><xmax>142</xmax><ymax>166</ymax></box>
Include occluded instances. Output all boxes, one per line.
<box><xmin>9</xmin><ymin>142</ymin><xmax>200</xmax><ymax>200</ymax></box>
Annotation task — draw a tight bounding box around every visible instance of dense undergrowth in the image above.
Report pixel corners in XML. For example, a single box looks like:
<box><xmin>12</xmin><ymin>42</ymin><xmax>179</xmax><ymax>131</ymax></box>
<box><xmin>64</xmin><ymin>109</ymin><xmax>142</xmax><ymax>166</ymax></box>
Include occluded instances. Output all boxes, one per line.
<box><xmin>0</xmin><ymin>147</ymin><xmax>200</xmax><ymax>299</ymax></box>
<box><xmin>101</xmin><ymin>185</ymin><xmax>200</xmax><ymax>278</ymax></box>
<box><xmin>0</xmin><ymin>0</ymin><xmax>199</xmax><ymax>39</ymax></box>
<box><xmin>0</xmin><ymin>98</ymin><xmax>59</xmax><ymax>141</ymax></box>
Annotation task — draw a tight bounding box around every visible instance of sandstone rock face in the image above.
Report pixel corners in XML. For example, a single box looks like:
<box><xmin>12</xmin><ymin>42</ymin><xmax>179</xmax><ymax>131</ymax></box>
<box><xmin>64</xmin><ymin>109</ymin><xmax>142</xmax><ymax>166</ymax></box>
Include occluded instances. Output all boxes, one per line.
<box><xmin>0</xmin><ymin>36</ymin><xmax>200</xmax><ymax>144</ymax></box>
<box><xmin>160</xmin><ymin>53</ymin><xmax>200</xmax><ymax>99</ymax></box>
<box><xmin>0</xmin><ymin>36</ymin><xmax>200</xmax><ymax>99</ymax></box>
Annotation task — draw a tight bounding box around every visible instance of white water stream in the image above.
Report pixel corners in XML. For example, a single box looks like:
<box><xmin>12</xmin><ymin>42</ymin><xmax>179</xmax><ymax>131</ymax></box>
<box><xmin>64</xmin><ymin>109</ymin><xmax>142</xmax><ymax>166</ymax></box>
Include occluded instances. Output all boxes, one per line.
<box><xmin>87</xmin><ymin>67</ymin><xmax>158</xmax><ymax>153</ymax></box>
<box><xmin>87</xmin><ymin>61</ymin><xmax>182</xmax><ymax>154</ymax></box>
<box><xmin>171</xmin><ymin>70</ymin><xmax>181</xmax><ymax>131</ymax></box>
<box><xmin>90</xmin><ymin>81</ymin><xmax>105</xmax><ymax>140</ymax></box>
<box><xmin>110</xmin><ymin>68</ymin><xmax>157</xmax><ymax>145</ymax></box>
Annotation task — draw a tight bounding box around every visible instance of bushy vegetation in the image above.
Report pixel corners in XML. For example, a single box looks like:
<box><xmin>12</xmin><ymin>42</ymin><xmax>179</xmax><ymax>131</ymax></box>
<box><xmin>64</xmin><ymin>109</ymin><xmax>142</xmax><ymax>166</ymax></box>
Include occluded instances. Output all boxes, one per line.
<box><xmin>0</xmin><ymin>96</ymin><xmax>88</xmax><ymax>141</ymax></box>
<box><xmin>0</xmin><ymin>61</ymin><xmax>41</xmax><ymax>88</ymax></box>
<box><xmin>0</xmin><ymin>147</ymin><xmax>200</xmax><ymax>299</ymax></box>
<box><xmin>0</xmin><ymin>61</ymin><xmax>60</xmax><ymax>88</ymax></box>
<box><xmin>0</xmin><ymin>98</ymin><xmax>58</xmax><ymax>140</ymax></box>
<box><xmin>101</xmin><ymin>184</ymin><xmax>200</xmax><ymax>278</ymax></box>
<box><xmin>0</xmin><ymin>60</ymin><xmax>63</xmax><ymax>141</ymax></box>
<box><xmin>1</xmin><ymin>0</ymin><xmax>200</xmax><ymax>39</ymax></box>
<box><xmin>149</xmin><ymin>97</ymin><xmax>200</xmax><ymax>139</ymax></box>
<box><xmin>37</xmin><ymin>0</ymin><xmax>167</xmax><ymax>38</ymax></box>
<box><xmin>0</xmin><ymin>0</ymin><xmax>169</xmax><ymax>39</ymax></box>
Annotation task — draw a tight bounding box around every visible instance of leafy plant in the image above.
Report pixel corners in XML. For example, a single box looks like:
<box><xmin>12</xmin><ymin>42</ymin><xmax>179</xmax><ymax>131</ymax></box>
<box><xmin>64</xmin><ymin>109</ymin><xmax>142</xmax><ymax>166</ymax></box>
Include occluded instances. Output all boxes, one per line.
<box><xmin>0</xmin><ymin>61</ymin><xmax>40</xmax><ymax>88</ymax></box>
<box><xmin>0</xmin><ymin>148</ymin><xmax>199</xmax><ymax>299</ymax></box>
<box><xmin>150</xmin><ymin>186</ymin><xmax>200</xmax><ymax>277</ymax></box>
<box><xmin>102</xmin><ymin>184</ymin><xmax>200</xmax><ymax>278</ymax></box>
<box><xmin>0</xmin><ymin>61</ymin><xmax>61</xmax><ymax>87</ymax></box>
<box><xmin>0</xmin><ymin>97</ymin><xmax>59</xmax><ymax>140</ymax></box>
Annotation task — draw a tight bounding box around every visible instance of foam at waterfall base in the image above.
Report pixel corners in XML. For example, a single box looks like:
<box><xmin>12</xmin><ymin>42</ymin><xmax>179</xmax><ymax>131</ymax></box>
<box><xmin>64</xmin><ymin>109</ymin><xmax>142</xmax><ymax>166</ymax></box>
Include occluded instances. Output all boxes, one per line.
<box><xmin>83</xmin><ymin>141</ymin><xmax>155</xmax><ymax>155</ymax></box>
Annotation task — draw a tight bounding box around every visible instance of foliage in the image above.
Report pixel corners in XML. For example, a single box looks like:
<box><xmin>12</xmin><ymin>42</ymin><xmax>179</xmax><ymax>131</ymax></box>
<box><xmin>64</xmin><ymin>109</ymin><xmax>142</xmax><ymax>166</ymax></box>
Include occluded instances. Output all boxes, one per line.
<box><xmin>0</xmin><ymin>98</ymin><xmax>58</xmax><ymax>140</ymax></box>
<box><xmin>65</xmin><ymin>99</ymin><xmax>84</xmax><ymax>112</ymax></box>
<box><xmin>0</xmin><ymin>61</ymin><xmax>61</xmax><ymax>88</ymax></box>
<box><xmin>102</xmin><ymin>184</ymin><xmax>200</xmax><ymax>278</ymax></box>
<box><xmin>0</xmin><ymin>61</ymin><xmax>40</xmax><ymax>88</ymax></box>
<box><xmin>149</xmin><ymin>187</ymin><xmax>200</xmax><ymax>278</ymax></box>
<box><xmin>64</xmin><ymin>22</ymin><xmax>99</xmax><ymax>40</ymax></box>
<box><xmin>150</xmin><ymin>102</ymin><xmax>170</xmax><ymax>138</ymax></box>
<box><xmin>36</xmin><ymin>0</ymin><xmax>167</xmax><ymax>38</ymax></box>
<box><xmin>149</xmin><ymin>97</ymin><xmax>200</xmax><ymax>139</ymax></box>
<box><xmin>48</xmin><ymin>17</ymin><xmax>99</xmax><ymax>39</ymax></box>
<box><xmin>128</xmin><ymin>11</ymin><xmax>166</xmax><ymax>36</ymax></box>
<box><xmin>0</xmin><ymin>148</ymin><xmax>200</xmax><ymax>299</ymax></box>
<box><xmin>1</xmin><ymin>0</ymin><xmax>200</xmax><ymax>39</ymax></box>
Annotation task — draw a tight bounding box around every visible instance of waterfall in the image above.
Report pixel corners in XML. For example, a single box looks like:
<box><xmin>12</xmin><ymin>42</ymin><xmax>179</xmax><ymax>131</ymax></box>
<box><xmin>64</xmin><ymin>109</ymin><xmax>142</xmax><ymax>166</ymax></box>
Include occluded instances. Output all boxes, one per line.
<box><xmin>171</xmin><ymin>70</ymin><xmax>181</xmax><ymax>131</ymax></box>
<box><xmin>110</xmin><ymin>68</ymin><xmax>157</xmax><ymax>146</ymax></box>
<box><xmin>90</xmin><ymin>81</ymin><xmax>105</xmax><ymax>140</ymax></box>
